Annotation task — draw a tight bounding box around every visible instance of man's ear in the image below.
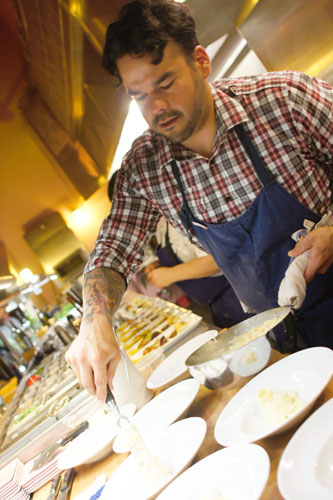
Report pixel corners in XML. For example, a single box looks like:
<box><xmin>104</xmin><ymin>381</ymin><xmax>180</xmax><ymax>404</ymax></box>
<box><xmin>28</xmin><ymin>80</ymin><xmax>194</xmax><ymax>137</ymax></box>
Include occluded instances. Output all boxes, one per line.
<box><xmin>192</xmin><ymin>45</ymin><xmax>211</xmax><ymax>79</ymax></box>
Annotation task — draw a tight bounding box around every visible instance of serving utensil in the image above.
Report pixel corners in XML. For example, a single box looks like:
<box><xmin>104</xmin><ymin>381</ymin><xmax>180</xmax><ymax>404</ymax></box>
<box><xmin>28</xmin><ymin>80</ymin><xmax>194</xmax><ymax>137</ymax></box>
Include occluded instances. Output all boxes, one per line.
<box><xmin>186</xmin><ymin>306</ymin><xmax>291</xmax><ymax>366</ymax></box>
<box><xmin>105</xmin><ymin>385</ymin><xmax>131</xmax><ymax>428</ymax></box>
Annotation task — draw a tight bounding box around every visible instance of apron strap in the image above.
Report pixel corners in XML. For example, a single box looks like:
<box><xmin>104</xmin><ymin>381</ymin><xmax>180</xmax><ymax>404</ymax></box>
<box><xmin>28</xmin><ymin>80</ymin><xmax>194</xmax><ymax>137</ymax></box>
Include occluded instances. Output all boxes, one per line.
<box><xmin>234</xmin><ymin>123</ymin><xmax>274</xmax><ymax>187</ymax></box>
<box><xmin>171</xmin><ymin>160</ymin><xmax>193</xmax><ymax>237</ymax></box>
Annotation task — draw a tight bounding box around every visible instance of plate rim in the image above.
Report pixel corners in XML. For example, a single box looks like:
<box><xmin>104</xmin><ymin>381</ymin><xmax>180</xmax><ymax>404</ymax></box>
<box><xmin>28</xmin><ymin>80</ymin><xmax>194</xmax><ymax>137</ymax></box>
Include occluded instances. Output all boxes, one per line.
<box><xmin>146</xmin><ymin>329</ymin><xmax>218</xmax><ymax>389</ymax></box>
<box><xmin>277</xmin><ymin>397</ymin><xmax>333</xmax><ymax>500</ymax></box>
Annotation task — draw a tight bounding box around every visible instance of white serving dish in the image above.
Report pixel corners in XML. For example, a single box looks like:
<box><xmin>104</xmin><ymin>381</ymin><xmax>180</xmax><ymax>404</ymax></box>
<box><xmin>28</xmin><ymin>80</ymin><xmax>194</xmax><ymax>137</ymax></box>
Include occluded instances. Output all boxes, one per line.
<box><xmin>156</xmin><ymin>443</ymin><xmax>270</xmax><ymax>500</ymax></box>
<box><xmin>100</xmin><ymin>417</ymin><xmax>207</xmax><ymax>500</ymax></box>
<box><xmin>113</xmin><ymin>378</ymin><xmax>200</xmax><ymax>453</ymax></box>
<box><xmin>278</xmin><ymin>397</ymin><xmax>333</xmax><ymax>500</ymax></box>
<box><xmin>146</xmin><ymin>330</ymin><xmax>218</xmax><ymax>390</ymax></box>
<box><xmin>214</xmin><ymin>347</ymin><xmax>333</xmax><ymax>446</ymax></box>
<box><xmin>57</xmin><ymin>403</ymin><xmax>136</xmax><ymax>468</ymax></box>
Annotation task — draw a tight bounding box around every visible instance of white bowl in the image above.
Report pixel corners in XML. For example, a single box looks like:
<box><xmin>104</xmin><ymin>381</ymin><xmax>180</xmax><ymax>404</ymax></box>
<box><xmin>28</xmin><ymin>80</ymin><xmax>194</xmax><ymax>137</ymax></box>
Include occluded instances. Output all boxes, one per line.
<box><xmin>100</xmin><ymin>417</ymin><xmax>207</xmax><ymax>500</ymax></box>
<box><xmin>188</xmin><ymin>335</ymin><xmax>272</xmax><ymax>391</ymax></box>
<box><xmin>278</xmin><ymin>398</ymin><xmax>333</xmax><ymax>500</ymax></box>
<box><xmin>214</xmin><ymin>347</ymin><xmax>333</xmax><ymax>446</ymax></box>
<box><xmin>156</xmin><ymin>444</ymin><xmax>270</xmax><ymax>500</ymax></box>
<box><xmin>146</xmin><ymin>330</ymin><xmax>218</xmax><ymax>390</ymax></box>
<box><xmin>57</xmin><ymin>403</ymin><xmax>136</xmax><ymax>468</ymax></box>
<box><xmin>113</xmin><ymin>379</ymin><xmax>200</xmax><ymax>453</ymax></box>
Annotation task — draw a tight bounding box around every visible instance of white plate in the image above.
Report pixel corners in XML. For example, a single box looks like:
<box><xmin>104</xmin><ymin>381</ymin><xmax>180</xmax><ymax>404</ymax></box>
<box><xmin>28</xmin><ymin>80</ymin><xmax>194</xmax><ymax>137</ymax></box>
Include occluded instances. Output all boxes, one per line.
<box><xmin>57</xmin><ymin>403</ymin><xmax>136</xmax><ymax>468</ymax></box>
<box><xmin>278</xmin><ymin>398</ymin><xmax>333</xmax><ymax>500</ymax></box>
<box><xmin>156</xmin><ymin>443</ymin><xmax>270</xmax><ymax>500</ymax></box>
<box><xmin>100</xmin><ymin>417</ymin><xmax>207</xmax><ymax>500</ymax></box>
<box><xmin>214</xmin><ymin>347</ymin><xmax>333</xmax><ymax>446</ymax></box>
<box><xmin>113</xmin><ymin>378</ymin><xmax>200</xmax><ymax>453</ymax></box>
<box><xmin>146</xmin><ymin>330</ymin><xmax>218</xmax><ymax>389</ymax></box>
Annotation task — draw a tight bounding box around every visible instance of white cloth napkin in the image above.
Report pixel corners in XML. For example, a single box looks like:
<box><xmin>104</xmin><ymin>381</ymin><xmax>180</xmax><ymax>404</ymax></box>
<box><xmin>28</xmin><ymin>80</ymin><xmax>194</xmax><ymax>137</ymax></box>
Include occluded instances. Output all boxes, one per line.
<box><xmin>278</xmin><ymin>211</ymin><xmax>333</xmax><ymax>310</ymax></box>
<box><xmin>278</xmin><ymin>251</ymin><xmax>308</xmax><ymax>309</ymax></box>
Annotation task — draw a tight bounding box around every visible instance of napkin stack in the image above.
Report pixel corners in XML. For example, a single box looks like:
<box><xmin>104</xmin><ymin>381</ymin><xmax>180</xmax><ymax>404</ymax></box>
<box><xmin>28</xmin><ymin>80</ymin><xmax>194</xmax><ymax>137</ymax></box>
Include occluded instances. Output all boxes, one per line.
<box><xmin>0</xmin><ymin>451</ymin><xmax>64</xmax><ymax>499</ymax></box>
<box><xmin>278</xmin><ymin>212</ymin><xmax>333</xmax><ymax>309</ymax></box>
<box><xmin>0</xmin><ymin>459</ymin><xmax>28</xmax><ymax>500</ymax></box>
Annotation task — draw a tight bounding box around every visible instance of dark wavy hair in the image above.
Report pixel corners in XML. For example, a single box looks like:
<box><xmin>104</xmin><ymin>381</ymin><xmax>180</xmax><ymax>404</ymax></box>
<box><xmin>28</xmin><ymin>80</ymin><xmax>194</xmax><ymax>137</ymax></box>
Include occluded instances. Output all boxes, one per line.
<box><xmin>102</xmin><ymin>0</ymin><xmax>199</xmax><ymax>84</ymax></box>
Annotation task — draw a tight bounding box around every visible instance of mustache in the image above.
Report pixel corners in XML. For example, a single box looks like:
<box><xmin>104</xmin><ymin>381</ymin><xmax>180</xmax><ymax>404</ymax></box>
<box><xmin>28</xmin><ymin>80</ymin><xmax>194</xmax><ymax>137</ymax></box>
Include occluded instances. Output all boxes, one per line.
<box><xmin>153</xmin><ymin>110</ymin><xmax>182</xmax><ymax>128</ymax></box>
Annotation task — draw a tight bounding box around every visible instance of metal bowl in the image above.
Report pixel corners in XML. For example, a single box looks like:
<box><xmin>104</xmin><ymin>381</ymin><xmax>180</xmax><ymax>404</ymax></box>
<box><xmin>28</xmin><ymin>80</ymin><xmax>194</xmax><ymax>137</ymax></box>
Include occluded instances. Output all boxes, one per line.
<box><xmin>187</xmin><ymin>336</ymin><xmax>272</xmax><ymax>391</ymax></box>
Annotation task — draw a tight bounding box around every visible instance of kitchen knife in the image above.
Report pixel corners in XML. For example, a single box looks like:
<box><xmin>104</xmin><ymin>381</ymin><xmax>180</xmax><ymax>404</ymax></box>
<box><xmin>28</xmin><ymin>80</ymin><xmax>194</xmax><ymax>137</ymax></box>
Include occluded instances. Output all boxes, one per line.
<box><xmin>46</xmin><ymin>474</ymin><xmax>62</xmax><ymax>500</ymax></box>
<box><xmin>57</xmin><ymin>468</ymin><xmax>76</xmax><ymax>500</ymax></box>
<box><xmin>32</xmin><ymin>420</ymin><xmax>89</xmax><ymax>470</ymax></box>
<box><xmin>186</xmin><ymin>306</ymin><xmax>291</xmax><ymax>366</ymax></box>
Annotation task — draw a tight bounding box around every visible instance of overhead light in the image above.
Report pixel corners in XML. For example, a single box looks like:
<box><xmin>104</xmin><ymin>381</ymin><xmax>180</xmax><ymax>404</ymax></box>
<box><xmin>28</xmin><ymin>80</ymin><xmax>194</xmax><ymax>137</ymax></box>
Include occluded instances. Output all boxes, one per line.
<box><xmin>109</xmin><ymin>100</ymin><xmax>148</xmax><ymax>178</ymax></box>
<box><xmin>20</xmin><ymin>268</ymin><xmax>35</xmax><ymax>283</ymax></box>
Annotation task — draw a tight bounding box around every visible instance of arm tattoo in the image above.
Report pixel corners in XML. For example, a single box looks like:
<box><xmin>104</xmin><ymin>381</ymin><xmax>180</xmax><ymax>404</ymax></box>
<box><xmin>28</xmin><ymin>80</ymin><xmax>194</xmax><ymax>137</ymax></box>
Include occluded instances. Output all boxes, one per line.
<box><xmin>82</xmin><ymin>267</ymin><xmax>126</xmax><ymax>326</ymax></box>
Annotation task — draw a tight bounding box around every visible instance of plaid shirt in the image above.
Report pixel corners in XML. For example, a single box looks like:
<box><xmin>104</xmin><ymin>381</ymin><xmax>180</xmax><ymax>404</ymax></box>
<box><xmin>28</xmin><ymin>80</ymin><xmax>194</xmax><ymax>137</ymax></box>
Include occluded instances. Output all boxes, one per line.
<box><xmin>86</xmin><ymin>71</ymin><xmax>333</xmax><ymax>281</ymax></box>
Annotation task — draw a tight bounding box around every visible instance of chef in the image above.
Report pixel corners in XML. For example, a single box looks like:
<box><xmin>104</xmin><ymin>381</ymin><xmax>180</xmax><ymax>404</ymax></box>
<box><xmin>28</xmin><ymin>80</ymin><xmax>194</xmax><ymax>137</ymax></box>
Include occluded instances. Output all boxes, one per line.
<box><xmin>65</xmin><ymin>0</ymin><xmax>333</xmax><ymax>402</ymax></box>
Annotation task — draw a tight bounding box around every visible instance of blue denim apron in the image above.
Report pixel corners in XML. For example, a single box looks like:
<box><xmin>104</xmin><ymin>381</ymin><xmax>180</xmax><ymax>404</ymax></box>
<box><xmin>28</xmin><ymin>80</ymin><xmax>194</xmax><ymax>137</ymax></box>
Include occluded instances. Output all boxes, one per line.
<box><xmin>155</xmin><ymin>226</ymin><xmax>252</xmax><ymax>328</ymax></box>
<box><xmin>171</xmin><ymin>123</ymin><xmax>333</xmax><ymax>349</ymax></box>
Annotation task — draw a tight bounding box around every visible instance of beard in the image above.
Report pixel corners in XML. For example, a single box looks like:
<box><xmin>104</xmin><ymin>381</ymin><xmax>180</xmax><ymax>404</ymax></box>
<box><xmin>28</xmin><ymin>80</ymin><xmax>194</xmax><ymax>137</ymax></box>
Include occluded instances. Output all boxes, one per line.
<box><xmin>152</xmin><ymin>69</ymin><xmax>207</xmax><ymax>144</ymax></box>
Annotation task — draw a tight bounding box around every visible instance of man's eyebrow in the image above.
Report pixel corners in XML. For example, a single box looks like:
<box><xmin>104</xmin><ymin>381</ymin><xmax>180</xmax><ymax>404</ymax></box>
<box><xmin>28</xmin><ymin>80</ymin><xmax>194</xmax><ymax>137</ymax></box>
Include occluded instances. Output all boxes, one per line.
<box><xmin>127</xmin><ymin>71</ymin><xmax>175</xmax><ymax>97</ymax></box>
<box><xmin>153</xmin><ymin>71</ymin><xmax>175</xmax><ymax>86</ymax></box>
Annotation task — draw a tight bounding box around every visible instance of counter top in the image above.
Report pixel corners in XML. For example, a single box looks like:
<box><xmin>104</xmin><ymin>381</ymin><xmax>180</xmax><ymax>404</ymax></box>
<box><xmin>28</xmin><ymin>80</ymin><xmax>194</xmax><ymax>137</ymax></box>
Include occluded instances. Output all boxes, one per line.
<box><xmin>32</xmin><ymin>348</ymin><xmax>333</xmax><ymax>500</ymax></box>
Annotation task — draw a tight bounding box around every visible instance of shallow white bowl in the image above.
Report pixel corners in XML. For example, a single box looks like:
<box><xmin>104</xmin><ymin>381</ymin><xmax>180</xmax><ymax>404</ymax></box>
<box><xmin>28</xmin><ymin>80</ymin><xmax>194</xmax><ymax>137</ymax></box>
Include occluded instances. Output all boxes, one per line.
<box><xmin>278</xmin><ymin>398</ymin><xmax>333</xmax><ymax>500</ymax></box>
<box><xmin>156</xmin><ymin>443</ymin><xmax>270</xmax><ymax>500</ymax></box>
<box><xmin>146</xmin><ymin>330</ymin><xmax>218</xmax><ymax>390</ymax></box>
<box><xmin>113</xmin><ymin>378</ymin><xmax>200</xmax><ymax>453</ymax></box>
<box><xmin>214</xmin><ymin>347</ymin><xmax>333</xmax><ymax>446</ymax></box>
<box><xmin>100</xmin><ymin>417</ymin><xmax>207</xmax><ymax>500</ymax></box>
<box><xmin>57</xmin><ymin>403</ymin><xmax>136</xmax><ymax>469</ymax></box>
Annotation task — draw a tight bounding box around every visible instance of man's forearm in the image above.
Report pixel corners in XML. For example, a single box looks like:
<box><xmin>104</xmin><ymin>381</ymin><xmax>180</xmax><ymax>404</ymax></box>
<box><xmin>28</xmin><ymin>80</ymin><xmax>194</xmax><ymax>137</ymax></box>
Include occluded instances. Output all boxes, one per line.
<box><xmin>82</xmin><ymin>267</ymin><xmax>126</xmax><ymax>326</ymax></box>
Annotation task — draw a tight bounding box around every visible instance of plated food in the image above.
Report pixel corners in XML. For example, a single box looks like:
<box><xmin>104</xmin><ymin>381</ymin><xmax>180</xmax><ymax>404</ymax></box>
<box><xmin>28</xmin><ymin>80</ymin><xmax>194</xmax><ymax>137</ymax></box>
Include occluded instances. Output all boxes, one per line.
<box><xmin>214</xmin><ymin>347</ymin><xmax>333</xmax><ymax>446</ymax></box>
<box><xmin>100</xmin><ymin>417</ymin><xmax>207</xmax><ymax>500</ymax></box>
<box><xmin>278</xmin><ymin>398</ymin><xmax>333</xmax><ymax>500</ymax></box>
<box><xmin>113</xmin><ymin>379</ymin><xmax>200</xmax><ymax>453</ymax></box>
<box><xmin>114</xmin><ymin>295</ymin><xmax>202</xmax><ymax>365</ymax></box>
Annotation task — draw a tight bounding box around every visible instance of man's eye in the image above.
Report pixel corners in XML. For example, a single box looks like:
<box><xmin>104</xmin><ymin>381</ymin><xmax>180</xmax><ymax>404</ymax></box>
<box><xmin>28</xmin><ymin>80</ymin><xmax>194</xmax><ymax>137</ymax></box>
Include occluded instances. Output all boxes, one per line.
<box><xmin>135</xmin><ymin>95</ymin><xmax>146</xmax><ymax>102</ymax></box>
<box><xmin>160</xmin><ymin>80</ymin><xmax>174</xmax><ymax>90</ymax></box>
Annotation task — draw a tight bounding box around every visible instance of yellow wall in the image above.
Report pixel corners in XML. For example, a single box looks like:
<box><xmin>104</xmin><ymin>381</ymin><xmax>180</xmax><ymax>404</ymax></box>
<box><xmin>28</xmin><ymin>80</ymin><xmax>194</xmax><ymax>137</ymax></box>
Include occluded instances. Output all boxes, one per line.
<box><xmin>0</xmin><ymin>17</ymin><xmax>110</xmax><ymax>306</ymax></box>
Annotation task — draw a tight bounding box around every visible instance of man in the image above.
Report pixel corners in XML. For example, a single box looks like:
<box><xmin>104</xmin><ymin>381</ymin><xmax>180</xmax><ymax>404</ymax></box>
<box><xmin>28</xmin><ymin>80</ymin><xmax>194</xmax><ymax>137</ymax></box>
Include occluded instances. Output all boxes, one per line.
<box><xmin>66</xmin><ymin>0</ymin><xmax>333</xmax><ymax>402</ymax></box>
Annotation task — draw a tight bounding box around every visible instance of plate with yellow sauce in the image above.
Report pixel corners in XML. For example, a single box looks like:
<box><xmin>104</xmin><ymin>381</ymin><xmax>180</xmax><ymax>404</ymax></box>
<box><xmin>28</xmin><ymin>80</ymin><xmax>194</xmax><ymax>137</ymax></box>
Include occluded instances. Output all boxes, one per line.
<box><xmin>214</xmin><ymin>347</ymin><xmax>333</xmax><ymax>446</ymax></box>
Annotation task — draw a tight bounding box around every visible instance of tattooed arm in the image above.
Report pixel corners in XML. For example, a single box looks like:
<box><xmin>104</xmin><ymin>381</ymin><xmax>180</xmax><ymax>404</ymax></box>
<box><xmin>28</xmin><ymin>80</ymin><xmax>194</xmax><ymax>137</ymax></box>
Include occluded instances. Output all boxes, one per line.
<box><xmin>65</xmin><ymin>267</ymin><xmax>126</xmax><ymax>402</ymax></box>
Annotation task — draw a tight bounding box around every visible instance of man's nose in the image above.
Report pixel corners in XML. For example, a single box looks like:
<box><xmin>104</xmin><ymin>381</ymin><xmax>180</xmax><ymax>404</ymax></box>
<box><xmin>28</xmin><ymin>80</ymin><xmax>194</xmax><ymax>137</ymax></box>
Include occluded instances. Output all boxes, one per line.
<box><xmin>150</xmin><ymin>97</ymin><xmax>168</xmax><ymax>116</ymax></box>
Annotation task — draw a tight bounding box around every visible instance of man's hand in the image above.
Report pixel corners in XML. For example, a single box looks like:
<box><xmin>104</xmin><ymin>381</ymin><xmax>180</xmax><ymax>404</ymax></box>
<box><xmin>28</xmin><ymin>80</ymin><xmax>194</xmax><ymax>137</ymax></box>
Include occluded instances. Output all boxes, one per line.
<box><xmin>65</xmin><ymin>267</ymin><xmax>125</xmax><ymax>403</ymax></box>
<box><xmin>288</xmin><ymin>227</ymin><xmax>333</xmax><ymax>283</ymax></box>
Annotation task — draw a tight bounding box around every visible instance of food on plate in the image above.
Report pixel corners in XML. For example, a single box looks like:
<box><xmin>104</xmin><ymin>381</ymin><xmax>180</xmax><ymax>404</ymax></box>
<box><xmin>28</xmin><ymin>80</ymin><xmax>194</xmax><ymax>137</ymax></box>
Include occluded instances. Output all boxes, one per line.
<box><xmin>257</xmin><ymin>388</ymin><xmax>304</xmax><ymax>425</ymax></box>
<box><xmin>244</xmin><ymin>351</ymin><xmax>258</xmax><ymax>365</ymax></box>
<box><xmin>121</xmin><ymin>422</ymin><xmax>172</xmax><ymax>488</ymax></box>
<box><xmin>201</xmin><ymin>488</ymin><xmax>226</xmax><ymax>500</ymax></box>
<box><xmin>114</xmin><ymin>296</ymin><xmax>197</xmax><ymax>363</ymax></box>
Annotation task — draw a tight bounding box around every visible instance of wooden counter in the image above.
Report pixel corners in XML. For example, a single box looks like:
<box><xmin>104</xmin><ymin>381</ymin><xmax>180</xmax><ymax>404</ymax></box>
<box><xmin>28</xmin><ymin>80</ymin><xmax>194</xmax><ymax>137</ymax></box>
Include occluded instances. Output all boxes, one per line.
<box><xmin>32</xmin><ymin>349</ymin><xmax>333</xmax><ymax>500</ymax></box>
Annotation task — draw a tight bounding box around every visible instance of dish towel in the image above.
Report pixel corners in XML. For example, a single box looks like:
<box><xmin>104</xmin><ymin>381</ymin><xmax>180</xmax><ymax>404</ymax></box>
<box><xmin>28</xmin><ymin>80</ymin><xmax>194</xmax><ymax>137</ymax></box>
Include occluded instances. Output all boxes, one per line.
<box><xmin>278</xmin><ymin>212</ymin><xmax>333</xmax><ymax>309</ymax></box>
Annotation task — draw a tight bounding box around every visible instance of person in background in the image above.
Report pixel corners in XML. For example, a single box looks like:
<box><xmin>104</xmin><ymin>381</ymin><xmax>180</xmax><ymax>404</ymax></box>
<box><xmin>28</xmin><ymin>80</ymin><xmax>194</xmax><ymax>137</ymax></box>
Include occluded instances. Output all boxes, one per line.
<box><xmin>146</xmin><ymin>217</ymin><xmax>252</xmax><ymax>328</ymax></box>
<box><xmin>65</xmin><ymin>0</ymin><xmax>333</xmax><ymax>402</ymax></box>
